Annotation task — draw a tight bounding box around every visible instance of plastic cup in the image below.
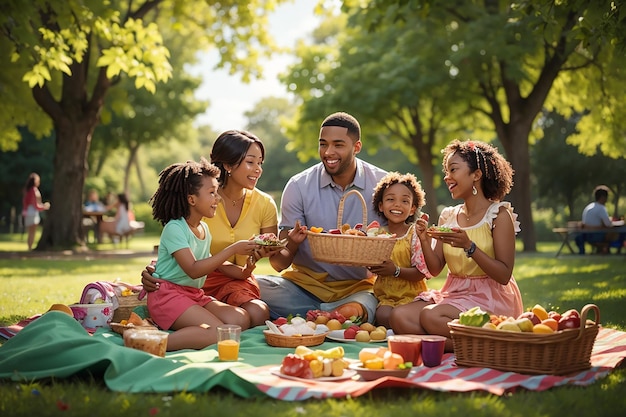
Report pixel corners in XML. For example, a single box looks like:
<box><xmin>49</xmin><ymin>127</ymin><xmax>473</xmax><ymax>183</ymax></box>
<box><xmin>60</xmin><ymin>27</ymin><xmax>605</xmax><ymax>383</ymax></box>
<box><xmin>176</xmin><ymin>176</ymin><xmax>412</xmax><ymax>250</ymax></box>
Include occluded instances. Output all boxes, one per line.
<box><xmin>217</xmin><ymin>324</ymin><xmax>241</xmax><ymax>361</ymax></box>
<box><xmin>387</xmin><ymin>335</ymin><xmax>422</xmax><ymax>366</ymax></box>
<box><xmin>123</xmin><ymin>329</ymin><xmax>168</xmax><ymax>357</ymax></box>
<box><xmin>421</xmin><ymin>335</ymin><xmax>446</xmax><ymax>367</ymax></box>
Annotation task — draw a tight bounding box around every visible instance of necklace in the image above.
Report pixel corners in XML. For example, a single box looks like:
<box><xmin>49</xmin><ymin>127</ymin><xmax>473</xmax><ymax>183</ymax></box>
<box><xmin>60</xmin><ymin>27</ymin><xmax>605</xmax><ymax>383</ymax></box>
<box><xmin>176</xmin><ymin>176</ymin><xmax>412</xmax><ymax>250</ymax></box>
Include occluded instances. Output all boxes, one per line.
<box><xmin>220</xmin><ymin>189</ymin><xmax>246</xmax><ymax>206</ymax></box>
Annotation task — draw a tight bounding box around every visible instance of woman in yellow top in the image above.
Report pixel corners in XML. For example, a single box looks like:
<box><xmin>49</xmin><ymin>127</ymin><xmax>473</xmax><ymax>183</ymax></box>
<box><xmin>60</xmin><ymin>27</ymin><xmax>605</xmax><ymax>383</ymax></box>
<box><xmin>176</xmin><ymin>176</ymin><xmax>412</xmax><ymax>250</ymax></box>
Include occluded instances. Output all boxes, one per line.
<box><xmin>366</xmin><ymin>172</ymin><xmax>431</xmax><ymax>328</ymax></box>
<box><xmin>390</xmin><ymin>139</ymin><xmax>523</xmax><ymax>351</ymax></box>
<box><xmin>201</xmin><ymin>130</ymin><xmax>279</xmax><ymax>326</ymax></box>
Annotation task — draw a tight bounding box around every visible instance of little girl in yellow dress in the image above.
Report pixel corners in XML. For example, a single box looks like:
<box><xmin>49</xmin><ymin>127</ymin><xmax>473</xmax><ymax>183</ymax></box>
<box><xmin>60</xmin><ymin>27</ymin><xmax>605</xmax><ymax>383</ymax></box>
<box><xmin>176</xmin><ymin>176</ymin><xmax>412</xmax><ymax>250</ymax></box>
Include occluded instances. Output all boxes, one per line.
<box><xmin>366</xmin><ymin>172</ymin><xmax>431</xmax><ymax>327</ymax></box>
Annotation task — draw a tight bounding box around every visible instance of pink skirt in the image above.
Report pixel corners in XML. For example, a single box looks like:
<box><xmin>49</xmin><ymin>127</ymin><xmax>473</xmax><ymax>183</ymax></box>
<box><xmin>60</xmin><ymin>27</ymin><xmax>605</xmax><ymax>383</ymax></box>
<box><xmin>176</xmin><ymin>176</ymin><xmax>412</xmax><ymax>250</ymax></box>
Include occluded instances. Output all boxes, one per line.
<box><xmin>416</xmin><ymin>273</ymin><xmax>523</xmax><ymax>317</ymax></box>
<box><xmin>147</xmin><ymin>281</ymin><xmax>216</xmax><ymax>330</ymax></box>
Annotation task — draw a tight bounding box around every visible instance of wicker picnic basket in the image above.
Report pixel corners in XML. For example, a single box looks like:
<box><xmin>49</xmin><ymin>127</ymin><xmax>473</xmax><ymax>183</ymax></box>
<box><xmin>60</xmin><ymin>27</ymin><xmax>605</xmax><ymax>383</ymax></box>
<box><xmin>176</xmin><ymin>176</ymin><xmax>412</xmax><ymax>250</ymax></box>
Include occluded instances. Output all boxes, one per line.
<box><xmin>263</xmin><ymin>330</ymin><xmax>328</xmax><ymax>348</ymax></box>
<box><xmin>448</xmin><ymin>304</ymin><xmax>600</xmax><ymax>375</ymax></box>
<box><xmin>306</xmin><ymin>190</ymin><xmax>397</xmax><ymax>266</ymax></box>
<box><xmin>112</xmin><ymin>293</ymin><xmax>147</xmax><ymax>323</ymax></box>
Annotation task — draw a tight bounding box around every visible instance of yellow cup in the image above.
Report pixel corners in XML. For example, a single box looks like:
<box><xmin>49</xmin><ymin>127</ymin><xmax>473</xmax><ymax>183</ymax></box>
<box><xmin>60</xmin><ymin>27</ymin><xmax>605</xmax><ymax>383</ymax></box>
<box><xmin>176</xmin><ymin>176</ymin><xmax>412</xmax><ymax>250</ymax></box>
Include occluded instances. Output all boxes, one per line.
<box><xmin>217</xmin><ymin>324</ymin><xmax>241</xmax><ymax>361</ymax></box>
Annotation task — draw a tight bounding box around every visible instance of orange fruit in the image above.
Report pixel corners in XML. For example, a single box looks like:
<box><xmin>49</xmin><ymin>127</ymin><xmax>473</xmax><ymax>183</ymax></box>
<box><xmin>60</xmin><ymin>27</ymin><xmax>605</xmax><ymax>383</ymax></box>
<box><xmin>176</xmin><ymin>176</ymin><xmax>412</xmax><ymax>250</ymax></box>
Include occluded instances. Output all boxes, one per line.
<box><xmin>541</xmin><ymin>318</ymin><xmax>559</xmax><ymax>331</ymax></box>
<box><xmin>383</xmin><ymin>351</ymin><xmax>405</xmax><ymax>370</ymax></box>
<box><xmin>532</xmin><ymin>323</ymin><xmax>554</xmax><ymax>334</ymax></box>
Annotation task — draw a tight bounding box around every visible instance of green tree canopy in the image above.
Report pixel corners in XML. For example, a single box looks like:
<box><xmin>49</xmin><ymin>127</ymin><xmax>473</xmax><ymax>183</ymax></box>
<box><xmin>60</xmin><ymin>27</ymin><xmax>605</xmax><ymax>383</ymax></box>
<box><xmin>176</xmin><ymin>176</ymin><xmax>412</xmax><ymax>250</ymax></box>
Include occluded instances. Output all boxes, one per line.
<box><xmin>0</xmin><ymin>0</ymin><xmax>285</xmax><ymax>249</ymax></box>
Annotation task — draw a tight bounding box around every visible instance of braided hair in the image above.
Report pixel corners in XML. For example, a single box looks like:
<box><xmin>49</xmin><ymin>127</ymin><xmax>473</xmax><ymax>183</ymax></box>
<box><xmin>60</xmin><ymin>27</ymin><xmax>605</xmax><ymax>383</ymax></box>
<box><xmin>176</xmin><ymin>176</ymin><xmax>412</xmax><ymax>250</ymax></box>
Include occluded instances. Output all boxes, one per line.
<box><xmin>442</xmin><ymin>139</ymin><xmax>514</xmax><ymax>201</ymax></box>
<box><xmin>149</xmin><ymin>157</ymin><xmax>220</xmax><ymax>226</ymax></box>
<box><xmin>372</xmin><ymin>172</ymin><xmax>426</xmax><ymax>224</ymax></box>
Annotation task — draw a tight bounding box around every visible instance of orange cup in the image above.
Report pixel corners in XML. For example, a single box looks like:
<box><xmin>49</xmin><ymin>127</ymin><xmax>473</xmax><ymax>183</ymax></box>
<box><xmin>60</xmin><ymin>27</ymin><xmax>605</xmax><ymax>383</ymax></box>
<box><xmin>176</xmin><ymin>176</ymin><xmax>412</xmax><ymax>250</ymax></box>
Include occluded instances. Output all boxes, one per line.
<box><xmin>387</xmin><ymin>335</ymin><xmax>422</xmax><ymax>366</ymax></box>
<box><xmin>217</xmin><ymin>324</ymin><xmax>241</xmax><ymax>361</ymax></box>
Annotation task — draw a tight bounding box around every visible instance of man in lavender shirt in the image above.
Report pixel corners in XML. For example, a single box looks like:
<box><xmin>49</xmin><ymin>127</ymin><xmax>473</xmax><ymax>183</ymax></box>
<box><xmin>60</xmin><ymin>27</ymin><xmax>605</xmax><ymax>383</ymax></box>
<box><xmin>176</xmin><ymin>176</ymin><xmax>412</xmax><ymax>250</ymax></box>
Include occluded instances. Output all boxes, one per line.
<box><xmin>257</xmin><ymin>112</ymin><xmax>388</xmax><ymax>323</ymax></box>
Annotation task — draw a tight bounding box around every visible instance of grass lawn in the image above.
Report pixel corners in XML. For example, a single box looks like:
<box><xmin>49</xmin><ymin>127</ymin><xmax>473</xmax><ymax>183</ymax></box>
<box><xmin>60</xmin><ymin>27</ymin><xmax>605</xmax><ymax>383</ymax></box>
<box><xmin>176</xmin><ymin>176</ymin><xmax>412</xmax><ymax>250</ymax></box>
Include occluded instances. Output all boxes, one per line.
<box><xmin>1</xmin><ymin>233</ymin><xmax>625</xmax><ymax>416</ymax></box>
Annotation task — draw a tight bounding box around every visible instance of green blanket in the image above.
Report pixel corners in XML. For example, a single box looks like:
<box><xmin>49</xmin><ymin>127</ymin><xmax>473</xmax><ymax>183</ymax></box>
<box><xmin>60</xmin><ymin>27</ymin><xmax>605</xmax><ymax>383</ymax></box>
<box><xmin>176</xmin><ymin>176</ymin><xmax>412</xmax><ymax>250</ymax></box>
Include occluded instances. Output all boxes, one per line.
<box><xmin>0</xmin><ymin>311</ymin><xmax>363</xmax><ymax>395</ymax></box>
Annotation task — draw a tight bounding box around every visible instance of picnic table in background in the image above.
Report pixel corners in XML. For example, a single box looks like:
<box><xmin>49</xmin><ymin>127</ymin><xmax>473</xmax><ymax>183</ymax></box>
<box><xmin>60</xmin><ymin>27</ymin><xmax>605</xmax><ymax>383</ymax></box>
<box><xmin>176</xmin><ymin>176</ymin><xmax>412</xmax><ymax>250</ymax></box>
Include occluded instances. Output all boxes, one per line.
<box><xmin>552</xmin><ymin>221</ymin><xmax>626</xmax><ymax>257</ymax></box>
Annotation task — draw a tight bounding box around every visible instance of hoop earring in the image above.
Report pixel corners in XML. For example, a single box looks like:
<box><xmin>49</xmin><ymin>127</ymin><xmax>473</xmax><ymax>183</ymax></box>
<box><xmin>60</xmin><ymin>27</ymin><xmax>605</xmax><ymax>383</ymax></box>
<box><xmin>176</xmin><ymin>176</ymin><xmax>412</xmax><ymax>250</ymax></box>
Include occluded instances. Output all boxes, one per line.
<box><xmin>472</xmin><ymin>185</ymin><xmax>477</xmax><ymax>195</ymax></box>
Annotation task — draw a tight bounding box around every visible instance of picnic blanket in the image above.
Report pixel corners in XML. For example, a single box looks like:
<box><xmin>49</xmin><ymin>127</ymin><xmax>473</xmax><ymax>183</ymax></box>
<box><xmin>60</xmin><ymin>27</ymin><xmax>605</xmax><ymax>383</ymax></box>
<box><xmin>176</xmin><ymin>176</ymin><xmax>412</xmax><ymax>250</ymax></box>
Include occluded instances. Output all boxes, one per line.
<box><xmin>1</xmin><ymin>311</ymin><xmax>625</xmax><ymax>400</ymax></box>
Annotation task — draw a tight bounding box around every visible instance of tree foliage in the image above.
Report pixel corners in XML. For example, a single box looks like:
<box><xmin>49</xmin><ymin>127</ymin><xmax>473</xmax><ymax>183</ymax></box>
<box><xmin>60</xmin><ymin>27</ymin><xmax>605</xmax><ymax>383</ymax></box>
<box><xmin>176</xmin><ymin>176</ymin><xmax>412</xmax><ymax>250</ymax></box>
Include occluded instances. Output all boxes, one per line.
<box><xmin>329</xmin><ymin>0</ymin><xmax>626</xmax><ymax>251</ymax></box>
<box><xmin>0</xmin><ymin>0</ymin><xmax>285</xmax><ymax>249</ymax></box>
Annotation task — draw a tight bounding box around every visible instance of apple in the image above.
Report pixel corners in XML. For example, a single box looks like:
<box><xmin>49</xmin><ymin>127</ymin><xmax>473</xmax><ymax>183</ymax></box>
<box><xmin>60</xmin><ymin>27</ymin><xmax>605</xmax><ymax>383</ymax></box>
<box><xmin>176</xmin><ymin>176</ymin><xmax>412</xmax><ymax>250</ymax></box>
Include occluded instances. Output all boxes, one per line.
<box><xmin>517</xmin><ymin>311</ymin><xmax>541</xmax><ymax>325</ymax></box>
<box><xmin>548</xmin><ymin>310</ymin><xmax>561</xmax><ymax>322</ymax></box>
<box><xmin>558</xmin><ymin>309</ymin><xmax>581</xmax><ymax>330</ymax></box>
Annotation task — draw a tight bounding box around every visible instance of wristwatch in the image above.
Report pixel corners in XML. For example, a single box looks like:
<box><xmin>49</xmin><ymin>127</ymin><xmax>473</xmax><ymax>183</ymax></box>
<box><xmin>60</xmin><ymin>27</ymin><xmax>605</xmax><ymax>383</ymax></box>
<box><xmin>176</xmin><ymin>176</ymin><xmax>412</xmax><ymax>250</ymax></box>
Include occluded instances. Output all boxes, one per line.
<box><xmin>464</xmin><ymin>241</ymin><xmax>477</xmax><ymax>258</ymax></box>
<box><xmin>393</xmin><ymin>265</ymin><xmax>401</xmax><ymax>277</ymax></box>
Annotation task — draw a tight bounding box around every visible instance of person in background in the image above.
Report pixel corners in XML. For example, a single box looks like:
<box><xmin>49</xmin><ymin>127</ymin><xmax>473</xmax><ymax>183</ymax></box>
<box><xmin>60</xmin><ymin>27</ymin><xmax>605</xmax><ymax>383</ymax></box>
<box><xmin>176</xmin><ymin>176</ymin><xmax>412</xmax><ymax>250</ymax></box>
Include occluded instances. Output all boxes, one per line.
<box><xmin>22</xmin><ymin>172</ymin><xmax>50</xmax><ymax>250</ymax></box>
<box><xmin>256</xmin><ymin>111</ymin><xmax>388</xmax><ymax>323</ymax></box>
<box><xmin>390</xmin><ymin>139</ymin><xmax>523</xmax><ymax>352</ymax></box>
<box><xmin>365</xmin><ymin>172</ymin><xmax>431</xmax><ymax>328</ymax></box>
<box><xmin>147</xmin><ymin>158</ymin><xmax>259</xmax><ymax>351</ymax></box>
<box><xmin>83</xmin><ymin>189</ymin><xmax>106</xmax><ymax>212</ymax></box>
<box><xmin>575</xmin><ymin>185</ymin><xmax>624</xmax><ymax>254</ymax></box>
<box><xmin>99</xmin><ymin>193</ymin><xmax>132</xmax><ymax>242</ymax></box>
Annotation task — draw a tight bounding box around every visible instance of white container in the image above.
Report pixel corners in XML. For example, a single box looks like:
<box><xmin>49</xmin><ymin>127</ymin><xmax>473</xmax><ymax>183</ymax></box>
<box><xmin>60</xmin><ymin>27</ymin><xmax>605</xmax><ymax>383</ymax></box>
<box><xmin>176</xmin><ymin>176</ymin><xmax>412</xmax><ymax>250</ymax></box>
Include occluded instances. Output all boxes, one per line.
<box><xmin>70</xmin><ymin>303</ymin><xmax>114</xmax><ymax>329</ymax></box>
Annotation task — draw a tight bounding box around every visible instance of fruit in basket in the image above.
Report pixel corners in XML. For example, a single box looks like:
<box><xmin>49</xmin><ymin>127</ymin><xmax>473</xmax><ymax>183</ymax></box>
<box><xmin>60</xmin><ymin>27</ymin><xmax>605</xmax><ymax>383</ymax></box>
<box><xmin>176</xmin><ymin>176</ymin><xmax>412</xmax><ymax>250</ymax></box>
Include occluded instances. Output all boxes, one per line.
<box><xmin>496</xmin><ymin>320</ymin><xmax>522</xmax><ymax>332</ymax></box>
<box><xmin>517</xmin><ymin>311</ymin><xmax>541</xmax><ymax>325</ymax></box>
<box><xmin>531</xmin><ymin>304</ymin><xmax>549</xmax><ymax>321</ymax></box>
<box><xmin>459</xmin><ymin>306</ymin><xmax>491</xmax><ymax>327</ymax></box>
<box><xmin>558</xmin><ymin>309</ymin><xmax>581</xmax><ymax>330</ymax></box>
<box><xmin>482</xmin><ymin>322</ymin><xmax>497</xmax><ymax>330</ymax></box>
<box><xmin>532</xmin><ymin>323</ymin><xmax>555</xmax><ymax>334</ymax></box>
<box><xmin>541</xmin><ymin>318</ymin><xmax>559</xmax><ymax>331</ymax></box>
<box><xmin>515</xmin><ymin>318</ymin><xmax>534</xmax><ymax>332</ymax></box>
<box><xmin>548</xmin><ymin>310</ymin><xmax>562</xmax><ymax>321</ymax></box>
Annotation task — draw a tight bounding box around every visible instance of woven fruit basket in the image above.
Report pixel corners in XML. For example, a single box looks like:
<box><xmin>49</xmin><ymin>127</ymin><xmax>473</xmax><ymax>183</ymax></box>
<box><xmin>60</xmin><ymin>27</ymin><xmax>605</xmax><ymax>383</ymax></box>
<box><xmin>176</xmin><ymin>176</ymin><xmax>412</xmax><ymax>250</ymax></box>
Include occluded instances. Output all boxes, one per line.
<box><xmin>447</xmin><ymin>304</ymin><xmax>600</xmax><ymax>375</ymax></box>
<box><xmin>112</xmin><ymin>294</ymin><xmax>147</xmax><ymax>323</ymax></box>
<box><xmin>306</xmin><ymin>190</ymin><xmax>396</xmax><ymax>266</ymax></box>
<box><xmin>263</xmin><ymin>330</ymin><xmax>327</xmax><ymax>348</ymax></box>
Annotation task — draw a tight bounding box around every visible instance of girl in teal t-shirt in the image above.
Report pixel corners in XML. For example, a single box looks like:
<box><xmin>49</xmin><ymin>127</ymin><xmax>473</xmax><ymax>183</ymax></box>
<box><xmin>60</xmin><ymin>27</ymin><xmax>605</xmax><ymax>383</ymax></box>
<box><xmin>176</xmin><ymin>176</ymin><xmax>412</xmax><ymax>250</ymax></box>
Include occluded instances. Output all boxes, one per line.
<box><xmin>148</xmin><ymin>158</ymin><xmax>259</xmax><ymax>351</ymax></box>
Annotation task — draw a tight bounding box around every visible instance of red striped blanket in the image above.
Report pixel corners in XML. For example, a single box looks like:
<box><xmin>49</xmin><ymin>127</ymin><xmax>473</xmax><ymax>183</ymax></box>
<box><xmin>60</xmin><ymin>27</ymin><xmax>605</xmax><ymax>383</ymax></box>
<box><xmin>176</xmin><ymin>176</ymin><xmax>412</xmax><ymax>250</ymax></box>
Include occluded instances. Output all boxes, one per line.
<box><xmin>234</xmin><ymin>327</ymin><xmax>626</xmax><ymax>400</ymax></box>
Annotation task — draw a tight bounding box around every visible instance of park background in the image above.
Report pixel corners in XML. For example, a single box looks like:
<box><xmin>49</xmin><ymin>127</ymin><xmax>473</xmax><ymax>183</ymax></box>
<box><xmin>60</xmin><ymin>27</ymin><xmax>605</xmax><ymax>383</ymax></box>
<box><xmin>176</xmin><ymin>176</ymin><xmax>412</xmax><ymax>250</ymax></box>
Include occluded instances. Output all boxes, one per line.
<box><xmin>0</xmin><ymin>0</ymin><xmax>624</xmax><ymax>252</ymax></box>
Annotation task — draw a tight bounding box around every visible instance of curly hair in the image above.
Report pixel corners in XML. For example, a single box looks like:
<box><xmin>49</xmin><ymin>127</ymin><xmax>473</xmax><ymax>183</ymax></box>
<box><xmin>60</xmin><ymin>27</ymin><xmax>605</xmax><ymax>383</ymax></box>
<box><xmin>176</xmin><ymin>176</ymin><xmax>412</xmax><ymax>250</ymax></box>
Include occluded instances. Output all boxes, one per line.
<box><xmin>149</xmin><ymin>157</ymin><xmax>220</xmax><ymax>226</ymax></box>
<box><xmin>372</xmin><ymin>172</ymin><xmax>426</xmax><ymax>223</ymax></box>
<box><xmin>210</xmin><ymin>130</ymin><xmax>265</xmax><ymax>187</ymax></box>
<box><xmin>442</xmin><ymin>139</ymin><xmax>514</xmax><ymax>201</ymax></box>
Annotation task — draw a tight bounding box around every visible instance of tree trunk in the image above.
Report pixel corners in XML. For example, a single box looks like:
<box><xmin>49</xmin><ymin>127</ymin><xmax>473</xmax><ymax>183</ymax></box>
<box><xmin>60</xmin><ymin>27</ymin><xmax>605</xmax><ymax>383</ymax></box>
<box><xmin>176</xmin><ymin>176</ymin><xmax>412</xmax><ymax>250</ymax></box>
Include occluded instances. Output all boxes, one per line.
<box><xmin>37</xmin><ymin>118</ymin><xmax>94</xmax><ymax>249</ymax></box>
<box><xmin>500</xmin><ymin>128</ymin><xmax>537</xmax><ymax>252</ymax></box>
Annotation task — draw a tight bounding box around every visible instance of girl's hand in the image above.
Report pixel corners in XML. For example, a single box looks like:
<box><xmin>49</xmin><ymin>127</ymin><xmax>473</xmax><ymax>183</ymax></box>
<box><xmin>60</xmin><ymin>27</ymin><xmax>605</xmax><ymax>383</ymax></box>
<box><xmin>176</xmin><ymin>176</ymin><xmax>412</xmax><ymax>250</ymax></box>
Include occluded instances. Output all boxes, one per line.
<box><xmin>141</xmin><ymin>265</ymin><xmax>164</xmax><ymax>292</ymax></box>
<box><xmin>234</xmin><ymin>240</ymin><xmax>260</xmax><ymax>256</ymax></box>
<box><xmin>415</xmin><ymin>216</ymin><xmax>429</xmax><ymax>238</ymax></box>
<box><xmin>241</xmin><ymin>256</ymin><xmax>256</xmax><ymax>278</ymax></box>
<box><xmin>367</xmin><ymin>260</ymin><xmax>395</xmax><ymax>276</ymax></box>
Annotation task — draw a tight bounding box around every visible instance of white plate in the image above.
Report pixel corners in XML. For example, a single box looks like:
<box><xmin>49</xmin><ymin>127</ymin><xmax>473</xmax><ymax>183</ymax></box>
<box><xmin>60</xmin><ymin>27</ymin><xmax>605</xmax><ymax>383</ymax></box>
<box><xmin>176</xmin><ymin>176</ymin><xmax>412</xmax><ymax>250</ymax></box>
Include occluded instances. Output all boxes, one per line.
<box><xmin>270</xmin><ymin>366</ymin><xmax>357</xmax><ymax>382</ymax></box>
<box><xmin>326</xmin><ymin>330</ymin><xmax>387</xmax><ymax>343</ymax></box>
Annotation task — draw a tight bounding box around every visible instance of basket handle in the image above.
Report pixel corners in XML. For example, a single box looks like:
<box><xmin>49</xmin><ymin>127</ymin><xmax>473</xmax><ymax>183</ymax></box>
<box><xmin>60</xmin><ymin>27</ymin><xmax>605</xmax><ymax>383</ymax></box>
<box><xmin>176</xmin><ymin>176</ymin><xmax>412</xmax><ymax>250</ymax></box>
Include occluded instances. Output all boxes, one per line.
<box><xmin>575</xmin><ymin>303</ymin><xmax>600</xmax><ymax>340</ymax></box>
<box><xmin>337</xmin><ymin>189</ymin><xmax>368</xmax><ymax>230</ymax></box>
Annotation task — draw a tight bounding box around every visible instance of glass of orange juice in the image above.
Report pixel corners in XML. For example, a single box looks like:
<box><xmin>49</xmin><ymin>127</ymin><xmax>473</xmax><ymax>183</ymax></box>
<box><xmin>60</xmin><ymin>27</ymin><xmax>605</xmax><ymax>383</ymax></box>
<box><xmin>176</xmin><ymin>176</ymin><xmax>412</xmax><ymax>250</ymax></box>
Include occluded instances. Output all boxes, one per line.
<box><xmin>217</xmin><ymin>324</ymin><xmax>241</xmax><ymax>361</ymax></box>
